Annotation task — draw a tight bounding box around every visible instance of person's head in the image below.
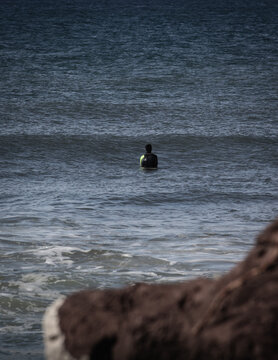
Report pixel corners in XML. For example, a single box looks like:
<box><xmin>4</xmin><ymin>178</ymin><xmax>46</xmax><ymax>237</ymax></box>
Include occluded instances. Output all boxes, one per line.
<box><xmin>145</xmin><ymin>144</ymin><xmax>152</xmax><ymax>153</ymax></box>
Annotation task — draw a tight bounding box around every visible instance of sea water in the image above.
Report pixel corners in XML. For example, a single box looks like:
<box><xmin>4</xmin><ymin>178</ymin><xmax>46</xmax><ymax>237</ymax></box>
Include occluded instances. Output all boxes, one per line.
<box><xmin>0</xmin><ymin>0</ymin><xmax>277</xmax><ymax>358</ymax></box>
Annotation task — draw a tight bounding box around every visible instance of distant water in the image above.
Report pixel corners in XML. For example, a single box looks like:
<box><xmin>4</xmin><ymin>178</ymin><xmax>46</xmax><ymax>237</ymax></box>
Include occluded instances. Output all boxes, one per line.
<box><xmin>0</xmin><ymin>0</ymin><xmax>277</xmax><ymax>358</ymax></box>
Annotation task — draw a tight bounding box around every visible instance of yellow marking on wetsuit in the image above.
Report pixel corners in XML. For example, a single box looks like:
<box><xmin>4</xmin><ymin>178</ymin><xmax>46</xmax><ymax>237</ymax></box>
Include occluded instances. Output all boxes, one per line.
<box><xmin>140</xmin><ymin>155</ymin><xmax>145</xmax><ymax>166</ymax></box>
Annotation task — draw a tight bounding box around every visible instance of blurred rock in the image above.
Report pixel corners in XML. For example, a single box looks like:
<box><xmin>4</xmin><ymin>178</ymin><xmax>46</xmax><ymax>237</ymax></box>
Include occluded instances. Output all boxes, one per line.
<box><xmin>43</xmin><ymin>219</ymin><xmax>278</xmax><ymax>360</ymax></box>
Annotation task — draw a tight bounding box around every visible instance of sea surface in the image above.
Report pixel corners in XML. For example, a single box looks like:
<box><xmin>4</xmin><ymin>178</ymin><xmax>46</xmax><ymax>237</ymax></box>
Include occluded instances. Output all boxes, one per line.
<box><xmin>0</xmin><ymin>0</ymin><xmax>278</xmax><ymax>358</ymax></box>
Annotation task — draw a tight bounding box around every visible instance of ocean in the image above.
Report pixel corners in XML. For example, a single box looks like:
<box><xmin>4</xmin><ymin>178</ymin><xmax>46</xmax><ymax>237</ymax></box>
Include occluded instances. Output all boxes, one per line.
<box><xmin>0</xmin><ymin>0</ymin><xmax>277</xmax><ymax>358</ymax></box>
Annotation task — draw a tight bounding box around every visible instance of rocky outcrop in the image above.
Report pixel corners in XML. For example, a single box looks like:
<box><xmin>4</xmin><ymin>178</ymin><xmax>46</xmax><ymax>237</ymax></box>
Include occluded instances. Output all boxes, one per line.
<box><xmin>43</xmin><ymin>219</ymin><xmax>278</xmax><ymax>360</ymax></box>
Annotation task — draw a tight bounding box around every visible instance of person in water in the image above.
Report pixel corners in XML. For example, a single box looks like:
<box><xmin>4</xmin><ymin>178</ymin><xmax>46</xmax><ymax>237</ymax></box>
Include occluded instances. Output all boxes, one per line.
<box><xmin>140</xmin><ymin>144</ymin><xmax>158</xmax><ymax>168</ymax></box>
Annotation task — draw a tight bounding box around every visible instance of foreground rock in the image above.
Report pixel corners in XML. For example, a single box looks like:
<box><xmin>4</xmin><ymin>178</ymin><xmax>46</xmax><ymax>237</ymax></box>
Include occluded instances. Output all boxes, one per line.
<box><xmin>43</xmin><ymin>220</ymin><xmax>278</xmax><ymax>360</ymax></box>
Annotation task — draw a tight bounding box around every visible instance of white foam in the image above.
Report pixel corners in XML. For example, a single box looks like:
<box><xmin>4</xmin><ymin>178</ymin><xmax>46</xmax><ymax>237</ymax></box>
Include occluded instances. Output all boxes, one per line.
<box><xmin>121</xmin><ymin>253</ymin><xmax>133</xmax><ymax>258</ymax></box>
<box><xmin>29</xmin><ymin>246</ymin><xmax>83</xmax><ymax>266</ymax></box>
<box><xmin>10</xmin><ymin>273</ymin><xmax>60</xmax><ymax>299</ymax></box>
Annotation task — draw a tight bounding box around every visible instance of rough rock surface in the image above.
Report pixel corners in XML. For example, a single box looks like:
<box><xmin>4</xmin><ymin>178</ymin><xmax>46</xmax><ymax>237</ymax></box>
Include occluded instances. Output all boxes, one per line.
<box><xmin>43</xmin><ymin>219</ymin><xmax>278</xmax><ymax>360</ymax></box>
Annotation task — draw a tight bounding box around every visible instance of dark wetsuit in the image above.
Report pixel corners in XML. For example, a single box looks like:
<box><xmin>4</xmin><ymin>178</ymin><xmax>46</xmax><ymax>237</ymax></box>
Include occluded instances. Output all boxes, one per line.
<box><xmin>140</xmin><ymin>153</ymin><xmax>158</xmax><ymax>168</ymax></box>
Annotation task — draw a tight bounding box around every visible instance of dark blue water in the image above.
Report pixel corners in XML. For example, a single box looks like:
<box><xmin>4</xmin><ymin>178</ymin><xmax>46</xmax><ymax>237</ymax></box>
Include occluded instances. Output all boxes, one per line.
<box><xmin>0</xmin><ymin>0</ymin><xmax>277</xmax><ymax>358</ymax></box>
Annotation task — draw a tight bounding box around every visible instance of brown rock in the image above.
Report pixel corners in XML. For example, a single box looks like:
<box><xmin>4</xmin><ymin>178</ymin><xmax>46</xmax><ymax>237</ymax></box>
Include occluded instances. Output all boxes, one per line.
<box><xmin>43</xmin><ymin>219</ymin><xmax>278</xmax><ymax>360</ymax></box>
